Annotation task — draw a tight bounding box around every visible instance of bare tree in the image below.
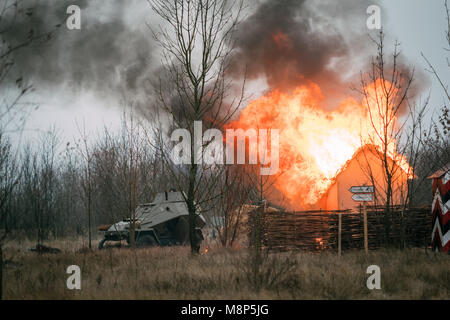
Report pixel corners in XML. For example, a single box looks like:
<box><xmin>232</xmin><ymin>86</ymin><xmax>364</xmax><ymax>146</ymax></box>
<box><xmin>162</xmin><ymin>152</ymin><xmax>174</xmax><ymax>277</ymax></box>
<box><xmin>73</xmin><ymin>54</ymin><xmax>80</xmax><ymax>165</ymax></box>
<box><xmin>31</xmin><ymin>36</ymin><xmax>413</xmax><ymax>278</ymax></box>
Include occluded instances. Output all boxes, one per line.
<box><xmin>0</xmin><ymin>131</ymin><xmax>19</xmax><ymax>299</ymax></box>
<box><xmin>93</xmin><ymin>109</ymin><xmax>157</xmax><ymax>248</ymax></box>
<box><xmin>118</xmin><ymin>108</ymin><xmax>144</xmax><ymax>248</ymax></box>
<box><xmin>75</xmin><ymin>120</ymin><xmax>95</xmax><ymax>249</ymax></box>
<box><xmin>206</xmin><ymin>165</ymin><xmax>250</xmax><ymax>247</ymax></box>
<box><xmin>149</xmin><ymin>0</ymin><xmax>246</xmax><ymax>254</ymax></box>
<box><xmin>27</xmin><ymin>129</ymin><xmax>60</xmax><ymax>248</ymax></box>
<box><xmin>0</xmin><ymin>0</ymin><xmax>62</xmax><ymax>132</ymax></box>
<box><xmin>421</xmin><ymin>0</ymin><xmax>450</xmax><ymax>103</ymax></box>
<box><xmin>0</xmin><ymin>0</ymin><xmax>62</xmax><ymax>298</ymax></box>
<box><xmin>357</xmin><ymin>30</ymin><xmax>414</xmax><ymax>244</ymax></box>
<box><xmin>18</xmin><ymin>131</ymin><xmax>59</xmax><ymax>252</ymax></box>
<box><xmin>420</xmin><ymin>0</ymin><xmax>450</xmax><ymax>172</ymax></box>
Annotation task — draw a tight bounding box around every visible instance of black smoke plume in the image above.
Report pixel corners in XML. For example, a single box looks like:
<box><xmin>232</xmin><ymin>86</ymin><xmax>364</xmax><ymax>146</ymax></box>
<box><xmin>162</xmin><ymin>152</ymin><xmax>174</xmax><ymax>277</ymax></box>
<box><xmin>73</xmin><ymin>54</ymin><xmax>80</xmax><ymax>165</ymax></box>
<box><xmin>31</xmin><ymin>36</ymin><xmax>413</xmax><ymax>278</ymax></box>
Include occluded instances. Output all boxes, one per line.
<box><xmin>229</xmin><ymin>0</ymin><xmax>381</xmax><ymax>105</ymax></box>
<box><xmin>2</xmin><ymin>0</ymin><xmax>155</xmax><ymax>99</ymax></box>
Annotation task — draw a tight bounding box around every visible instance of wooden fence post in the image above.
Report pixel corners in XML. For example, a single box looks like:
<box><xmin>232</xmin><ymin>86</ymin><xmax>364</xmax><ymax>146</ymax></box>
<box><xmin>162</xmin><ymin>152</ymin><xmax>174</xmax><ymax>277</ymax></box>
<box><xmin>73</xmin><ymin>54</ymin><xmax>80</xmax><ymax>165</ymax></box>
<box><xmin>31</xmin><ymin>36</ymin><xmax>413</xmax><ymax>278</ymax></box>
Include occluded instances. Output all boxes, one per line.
<box><xmin>338</xmin><ymin>212</ymin><xmax>342</xmax><ymax>258</ymax></box>
<box><xmin>363</xmin><ymin>202</ymin><xmax>368</xmax><ymax>255</ymax></box>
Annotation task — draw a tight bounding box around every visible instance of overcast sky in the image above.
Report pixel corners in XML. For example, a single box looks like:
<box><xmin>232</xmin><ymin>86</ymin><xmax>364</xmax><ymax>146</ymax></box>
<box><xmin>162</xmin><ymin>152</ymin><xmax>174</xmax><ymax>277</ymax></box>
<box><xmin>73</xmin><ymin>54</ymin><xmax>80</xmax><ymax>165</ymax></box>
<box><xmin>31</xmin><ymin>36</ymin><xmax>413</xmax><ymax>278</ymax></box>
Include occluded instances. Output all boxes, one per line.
<box><xmin>6</xmin><ymin>0</ymin><xmax>450</xmax><ymax>146</ymax></box>
<box><xmin>382</xmin><ymin>0</ymin><xmax>449</xmax><ymax>113</ymax></box>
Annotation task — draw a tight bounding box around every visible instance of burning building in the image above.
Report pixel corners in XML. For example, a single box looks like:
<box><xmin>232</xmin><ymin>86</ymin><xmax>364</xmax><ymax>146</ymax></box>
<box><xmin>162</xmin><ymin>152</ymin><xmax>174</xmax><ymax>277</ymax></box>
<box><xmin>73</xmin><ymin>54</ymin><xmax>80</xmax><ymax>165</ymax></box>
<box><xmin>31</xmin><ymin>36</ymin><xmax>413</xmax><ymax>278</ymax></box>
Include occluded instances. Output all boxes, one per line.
<box><xmin>315</xmin><ymin>144</ymin><xmax>410</xmax><ymax>211</ymax></box>
<box><xmin>226</xmin><ymin>0</ymin><xmax>415</xmax><ymax>211</ymax></box>
<box><xmin>228</xmin><ymin>82</ymin><xmax>412</xmax><ymax>211</ymax></box>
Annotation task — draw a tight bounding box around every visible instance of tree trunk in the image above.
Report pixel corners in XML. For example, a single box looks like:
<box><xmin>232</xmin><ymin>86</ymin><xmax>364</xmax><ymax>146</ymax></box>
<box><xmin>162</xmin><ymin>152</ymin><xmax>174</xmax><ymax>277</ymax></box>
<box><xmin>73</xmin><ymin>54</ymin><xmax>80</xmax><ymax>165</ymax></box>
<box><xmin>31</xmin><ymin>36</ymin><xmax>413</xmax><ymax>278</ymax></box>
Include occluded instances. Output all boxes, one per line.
<box><xmin>400</xmin><ymin>208</ymin><xmax>405</xmax><ymax>250</ymax></box>
<box><xmin>129</xmin><ymin>180</ymin><xmax>137</xmax><ymax>249</ymax></box>
<box><xmin>384</xmin><ymin>152</ymin><xmax>392</xmax><ymax>246</ymax></box>
<box><xmin>129</xmin><ymin>217</ymin><xmax>136</xmax><ymax>248</ymax></box>
<box><xmin>88</xmin><ymin>189</ymin><xmax>92</xmax><ymax>249</ymax></box>
<box><xmin>250</xmin><ymin>206</ymin><xmax>264</xmax><ymax>291</ymax></box>
<box><xmin>0</xmin><ymin>244</ymin><xmax>3</xmax><ymax>300</ymax></box>
<box><xmin>188</xmin><ymin>163</ymin><xmax>200</xmax><ymax>254</ymax></box>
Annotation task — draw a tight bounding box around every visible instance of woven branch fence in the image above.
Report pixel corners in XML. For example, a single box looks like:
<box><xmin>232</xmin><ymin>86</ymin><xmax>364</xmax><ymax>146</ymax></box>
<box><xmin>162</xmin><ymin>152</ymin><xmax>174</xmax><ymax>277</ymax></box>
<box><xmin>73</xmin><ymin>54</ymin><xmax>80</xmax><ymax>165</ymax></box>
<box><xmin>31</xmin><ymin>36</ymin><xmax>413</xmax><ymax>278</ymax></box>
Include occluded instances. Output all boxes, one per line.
<box><xmin>248</xmin><ymin>206</ymin><xmax>431</xmax><ymax>252</ymax></box>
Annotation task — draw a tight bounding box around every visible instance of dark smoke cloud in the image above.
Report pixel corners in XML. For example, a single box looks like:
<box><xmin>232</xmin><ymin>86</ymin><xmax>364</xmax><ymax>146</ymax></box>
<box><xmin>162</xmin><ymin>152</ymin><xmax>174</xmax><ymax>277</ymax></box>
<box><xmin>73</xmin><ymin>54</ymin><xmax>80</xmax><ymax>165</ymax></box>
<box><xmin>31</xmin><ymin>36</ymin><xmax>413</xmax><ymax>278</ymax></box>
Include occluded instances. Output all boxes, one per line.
<box><xmin>3</xmin><ymin>0</ymin><xmax>156</xmax><ymax>100</ymax></box>
<box><xmin>228</xmin><ymin>0</ymin><xmax>379</xmax><ymax>103</ymax></box>
<box><xmin>2</xmin><ymin>0</ymin><xmax>427</xmax><ymax>114</ymax></box>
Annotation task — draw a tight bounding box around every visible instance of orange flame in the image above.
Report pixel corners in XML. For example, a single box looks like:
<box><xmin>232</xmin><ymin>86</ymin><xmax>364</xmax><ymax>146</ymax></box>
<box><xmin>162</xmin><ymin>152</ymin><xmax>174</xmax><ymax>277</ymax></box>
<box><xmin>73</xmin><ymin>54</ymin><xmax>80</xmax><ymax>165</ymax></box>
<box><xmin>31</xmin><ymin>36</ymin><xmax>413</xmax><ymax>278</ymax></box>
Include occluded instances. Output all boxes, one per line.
<box><xmin>315</xmin><ymin>237</ymin><xmax>324</xmax><ymax>247</ymax></box>
<box><xmin>229</xmin><ymin>79</ymin><xmax>412</xmax><ymax>209</ymax></box>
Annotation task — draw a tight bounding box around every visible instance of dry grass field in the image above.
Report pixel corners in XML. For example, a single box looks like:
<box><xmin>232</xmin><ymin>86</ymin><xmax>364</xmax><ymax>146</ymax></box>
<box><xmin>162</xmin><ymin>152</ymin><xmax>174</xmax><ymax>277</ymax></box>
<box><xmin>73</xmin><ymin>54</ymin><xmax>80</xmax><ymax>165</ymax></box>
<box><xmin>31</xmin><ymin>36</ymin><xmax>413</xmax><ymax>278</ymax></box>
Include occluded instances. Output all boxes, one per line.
<box><xmin>2</xmin><ymin>238</ymin><xmax>449</xmax><ymax>300</ymax></box>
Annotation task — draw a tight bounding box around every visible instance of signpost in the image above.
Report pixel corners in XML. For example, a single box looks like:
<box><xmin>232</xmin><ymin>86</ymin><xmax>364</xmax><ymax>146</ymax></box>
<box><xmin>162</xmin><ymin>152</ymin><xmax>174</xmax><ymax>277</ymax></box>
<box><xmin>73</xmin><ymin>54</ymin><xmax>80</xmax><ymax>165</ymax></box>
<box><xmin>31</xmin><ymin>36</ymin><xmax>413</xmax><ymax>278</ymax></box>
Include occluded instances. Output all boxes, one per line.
<box><xmin>351</xmin><ymin>194</ymin><xmax>373</xmax><ymax>202</ymax></box>
<box><xmin>349</xmin><ymin>186</ymin><xmax>375</xmax><ymax>193</ymax></box>
<box><xmin>350</xmin><ymin>185</ymin><xmax>374</xmax><ymax>255</ymax></box>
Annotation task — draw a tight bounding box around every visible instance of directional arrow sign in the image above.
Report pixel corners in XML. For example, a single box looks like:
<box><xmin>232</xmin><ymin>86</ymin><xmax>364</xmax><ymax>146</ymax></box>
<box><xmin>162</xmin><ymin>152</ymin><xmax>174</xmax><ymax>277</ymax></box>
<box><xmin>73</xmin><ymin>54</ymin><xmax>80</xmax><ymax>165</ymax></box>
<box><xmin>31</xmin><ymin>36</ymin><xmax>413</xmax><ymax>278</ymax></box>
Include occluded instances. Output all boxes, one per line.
<box><xmin>352</xmin><ymin>193</ymin><xmax>373</xmax><ymax>202</ymax></box>
<box><xmin>349</xmin><ymin>185</ymin><xmax>374</xmax><ymax>193</ymax></box>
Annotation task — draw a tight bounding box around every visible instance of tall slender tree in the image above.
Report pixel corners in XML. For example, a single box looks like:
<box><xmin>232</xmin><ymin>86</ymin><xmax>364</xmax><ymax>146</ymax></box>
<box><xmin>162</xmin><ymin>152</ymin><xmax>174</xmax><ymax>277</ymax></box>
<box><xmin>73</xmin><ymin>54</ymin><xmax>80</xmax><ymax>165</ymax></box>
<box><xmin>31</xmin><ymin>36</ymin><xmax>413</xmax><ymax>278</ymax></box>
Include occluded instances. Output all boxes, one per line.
<box><xmin>149</xmin><ymin>0</ymin><xmax>246</xmax><ymax>253</ymax></box>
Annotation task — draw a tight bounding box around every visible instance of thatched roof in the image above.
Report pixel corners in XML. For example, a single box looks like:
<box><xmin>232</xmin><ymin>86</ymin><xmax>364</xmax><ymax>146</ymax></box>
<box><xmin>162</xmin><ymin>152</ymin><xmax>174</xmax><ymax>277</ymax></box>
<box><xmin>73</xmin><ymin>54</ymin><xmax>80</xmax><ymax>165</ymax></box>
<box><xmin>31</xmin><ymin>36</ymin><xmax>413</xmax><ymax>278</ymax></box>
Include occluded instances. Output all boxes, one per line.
<box><xmin>428</xmin><ymin>162</ymin><xmax>450</xmax><ymax>179</ymax></box>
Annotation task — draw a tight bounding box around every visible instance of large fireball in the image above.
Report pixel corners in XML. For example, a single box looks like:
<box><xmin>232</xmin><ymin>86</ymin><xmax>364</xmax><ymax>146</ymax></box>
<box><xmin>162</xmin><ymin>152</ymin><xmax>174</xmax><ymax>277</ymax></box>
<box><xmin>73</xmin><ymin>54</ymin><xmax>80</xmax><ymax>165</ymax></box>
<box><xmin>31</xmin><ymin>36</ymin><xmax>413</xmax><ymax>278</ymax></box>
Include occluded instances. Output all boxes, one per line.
<box><xmin>228</xmin><ymin>80</ymin><xmax>412</xmax><ymax>209</ymax></box>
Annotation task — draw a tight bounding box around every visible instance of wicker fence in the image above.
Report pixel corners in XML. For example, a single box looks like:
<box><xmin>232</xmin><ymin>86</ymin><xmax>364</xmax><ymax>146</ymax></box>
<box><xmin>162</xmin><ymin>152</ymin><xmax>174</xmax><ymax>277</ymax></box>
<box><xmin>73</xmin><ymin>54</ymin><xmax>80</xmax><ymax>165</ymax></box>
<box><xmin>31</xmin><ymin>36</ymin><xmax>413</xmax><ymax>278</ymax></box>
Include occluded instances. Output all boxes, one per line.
<box><xmin>248</xmin><ymin>206</ymin><xmax>431</xmax><ymax>252</ymax></box>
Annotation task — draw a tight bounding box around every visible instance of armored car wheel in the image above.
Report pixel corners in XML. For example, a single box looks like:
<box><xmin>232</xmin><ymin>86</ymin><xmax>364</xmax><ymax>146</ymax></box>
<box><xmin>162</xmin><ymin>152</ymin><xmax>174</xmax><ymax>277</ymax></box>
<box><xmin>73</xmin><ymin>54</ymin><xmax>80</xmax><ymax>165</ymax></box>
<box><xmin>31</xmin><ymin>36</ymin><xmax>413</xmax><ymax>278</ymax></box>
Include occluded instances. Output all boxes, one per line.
<box><xmin>98</xmin><ymin>238</ymin><xmax>107</xmax><ymax>250</ymax></box>
<box><xmin>136</xmin><ymin>234</ymin><xmax>157</xmax><ymax>247</ymax></box>
<box><xmin>174</xmin><ymin>216</ymin><xmax>189</xmax><ymax>245</ymax></box>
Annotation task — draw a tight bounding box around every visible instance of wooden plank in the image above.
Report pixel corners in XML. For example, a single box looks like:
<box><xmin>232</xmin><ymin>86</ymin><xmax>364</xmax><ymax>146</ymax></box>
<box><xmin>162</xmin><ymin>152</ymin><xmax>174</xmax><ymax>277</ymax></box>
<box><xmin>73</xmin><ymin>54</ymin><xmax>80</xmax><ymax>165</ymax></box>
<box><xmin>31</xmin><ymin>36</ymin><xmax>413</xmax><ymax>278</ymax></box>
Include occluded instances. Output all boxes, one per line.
<box><xmin>363</xmin><ymin>201</ymin><xmax>368</xmax><ymax>255</ymax></box>
<box><xmin>338</xmin><ymin>212</ymin><xmax>342</xmax><ymax>257</ymax></box>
